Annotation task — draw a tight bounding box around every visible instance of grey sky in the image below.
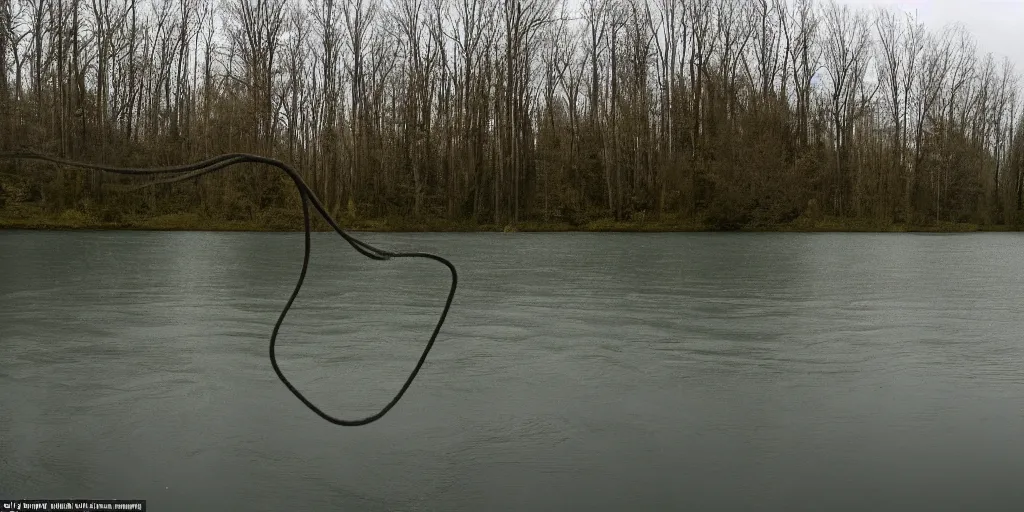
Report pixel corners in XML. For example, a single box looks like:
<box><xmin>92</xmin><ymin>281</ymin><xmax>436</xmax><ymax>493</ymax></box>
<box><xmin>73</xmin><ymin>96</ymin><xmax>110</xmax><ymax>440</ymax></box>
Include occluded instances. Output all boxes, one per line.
<box><xmin>555</xmin><ymin>0</ymin><xmax>1023</xmax><ymax>74</ymax></box>
<box><xmin>837</xmin><ymin>0</ymin><xmax>1024</xmax><ymax>71</ymax></box>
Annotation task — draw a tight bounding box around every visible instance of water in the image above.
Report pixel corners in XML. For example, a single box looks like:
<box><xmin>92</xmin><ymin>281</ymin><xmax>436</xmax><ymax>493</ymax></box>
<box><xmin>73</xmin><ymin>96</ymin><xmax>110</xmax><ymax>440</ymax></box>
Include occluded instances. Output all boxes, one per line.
<box><xmin>2</xmin><ymin>231</ymin><xmax>1023</xmax><ymax>511</ymax></box>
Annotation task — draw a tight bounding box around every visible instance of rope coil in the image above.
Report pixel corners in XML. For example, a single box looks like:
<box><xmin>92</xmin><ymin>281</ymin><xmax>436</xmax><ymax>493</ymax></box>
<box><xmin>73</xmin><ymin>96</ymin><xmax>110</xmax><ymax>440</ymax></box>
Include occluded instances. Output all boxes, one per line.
<box><xmin>0</xmin><ymin>151</ymin><xmax>458</xmax><ymax>426</ymax></box>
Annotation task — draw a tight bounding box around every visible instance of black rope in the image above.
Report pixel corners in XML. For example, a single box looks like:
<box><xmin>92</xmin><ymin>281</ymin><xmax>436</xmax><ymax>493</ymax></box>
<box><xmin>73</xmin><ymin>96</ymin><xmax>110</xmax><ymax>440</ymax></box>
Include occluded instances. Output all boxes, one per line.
<box><xmin>0</xmin><ymin>151</ymin><xmax>458</xmax><ymax>427</ymax></box>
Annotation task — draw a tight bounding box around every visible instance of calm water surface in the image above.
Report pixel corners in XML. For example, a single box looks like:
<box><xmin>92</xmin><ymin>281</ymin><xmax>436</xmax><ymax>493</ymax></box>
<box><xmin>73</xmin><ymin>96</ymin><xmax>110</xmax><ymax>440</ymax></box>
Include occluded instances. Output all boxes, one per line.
<box><xmin>2</xmin><ymin>231</ymin><xmax>1023</xmax><ymax>511</ymax></box>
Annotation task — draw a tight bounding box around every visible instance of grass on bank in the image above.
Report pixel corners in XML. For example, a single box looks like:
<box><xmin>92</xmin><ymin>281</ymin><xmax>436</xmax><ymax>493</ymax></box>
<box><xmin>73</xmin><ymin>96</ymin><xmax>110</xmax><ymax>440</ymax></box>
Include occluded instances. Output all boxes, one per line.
<box><xmin>0</xmin><ymin>203</ymin><xmax>1020</xmax><ymax>233</ymax></box>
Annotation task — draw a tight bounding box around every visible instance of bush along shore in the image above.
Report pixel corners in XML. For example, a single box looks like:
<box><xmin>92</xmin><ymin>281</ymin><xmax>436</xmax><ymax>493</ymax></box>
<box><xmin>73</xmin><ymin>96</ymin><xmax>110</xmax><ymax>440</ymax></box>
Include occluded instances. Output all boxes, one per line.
<box><xmin>0</xmin><ymin>204</ymin><xmax>1018</xmax><ymax>233</ymax></box>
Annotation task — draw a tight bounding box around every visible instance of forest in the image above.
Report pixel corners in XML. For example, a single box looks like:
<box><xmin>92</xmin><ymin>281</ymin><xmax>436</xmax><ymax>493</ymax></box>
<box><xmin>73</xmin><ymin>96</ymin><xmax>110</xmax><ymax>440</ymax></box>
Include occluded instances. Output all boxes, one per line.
<box><xmin>1</xmin><ymin>0</ymin><xmax>1023</xmax><ymax>231</ymax></box>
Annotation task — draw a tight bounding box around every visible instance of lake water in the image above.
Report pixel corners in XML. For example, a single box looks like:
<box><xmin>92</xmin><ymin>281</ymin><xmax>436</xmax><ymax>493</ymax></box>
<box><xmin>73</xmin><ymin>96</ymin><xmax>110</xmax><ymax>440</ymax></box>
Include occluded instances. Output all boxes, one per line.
<box><xmin>1</xmin><ymin>231</ymin><xmax>1023</xmax><ymax>511</ymax></box>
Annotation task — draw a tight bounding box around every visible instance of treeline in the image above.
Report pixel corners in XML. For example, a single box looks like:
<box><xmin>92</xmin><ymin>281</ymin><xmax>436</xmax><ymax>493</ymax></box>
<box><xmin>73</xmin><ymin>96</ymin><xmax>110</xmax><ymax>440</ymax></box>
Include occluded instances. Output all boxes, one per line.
<box><xmin>1</xmin><ymin>0</ymin><xmax>1023</xmax><ymax>229</ymax></box>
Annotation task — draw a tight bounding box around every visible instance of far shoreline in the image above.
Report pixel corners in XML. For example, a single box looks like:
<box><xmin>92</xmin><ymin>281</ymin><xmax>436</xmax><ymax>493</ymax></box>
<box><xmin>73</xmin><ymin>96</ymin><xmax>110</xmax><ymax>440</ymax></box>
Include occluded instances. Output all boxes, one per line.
<box><xmin>1</xmin><ymin>209</ymin><xmax>1020</xmax><ymax>234</ymax></box>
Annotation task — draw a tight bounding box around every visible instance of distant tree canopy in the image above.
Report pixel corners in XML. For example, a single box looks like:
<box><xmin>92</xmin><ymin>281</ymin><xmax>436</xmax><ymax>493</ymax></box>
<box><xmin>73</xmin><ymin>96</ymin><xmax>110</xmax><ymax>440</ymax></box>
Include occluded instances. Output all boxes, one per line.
<box><xmin>1</xmin><ymin>0</ymin><xmax>1023</xmax><ymax>228</ymax></box>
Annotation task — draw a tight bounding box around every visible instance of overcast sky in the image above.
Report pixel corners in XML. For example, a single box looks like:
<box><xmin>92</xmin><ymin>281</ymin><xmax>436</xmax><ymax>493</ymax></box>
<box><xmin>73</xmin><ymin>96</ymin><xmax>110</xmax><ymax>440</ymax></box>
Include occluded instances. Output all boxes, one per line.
<box><xmin>836</xmin><ymin>0</ymin><xmax>1024</xmax><ymax>71</ymax></box>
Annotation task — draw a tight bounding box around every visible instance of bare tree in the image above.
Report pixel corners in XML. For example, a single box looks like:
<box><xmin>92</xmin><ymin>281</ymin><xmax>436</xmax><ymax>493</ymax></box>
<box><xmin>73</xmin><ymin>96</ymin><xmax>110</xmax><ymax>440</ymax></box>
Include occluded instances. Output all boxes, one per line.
<box><xmin>820</xmin><ymin>0</ymin><xmax>871</xmax><ymax>215</ymax></box>
<box><xmin>342</xmin><ymin>0</ymin><xmax>379</xmax><ymax>209</ymax></box>
<box><xmin>227</xmin><ymin>0</ymin><xmax>286</xmax><ymax>152</ymax></box>
<box><xmin>782</xmin><ymin>0</ymin><xmax>819</xmax><ymax>148</ymax></box>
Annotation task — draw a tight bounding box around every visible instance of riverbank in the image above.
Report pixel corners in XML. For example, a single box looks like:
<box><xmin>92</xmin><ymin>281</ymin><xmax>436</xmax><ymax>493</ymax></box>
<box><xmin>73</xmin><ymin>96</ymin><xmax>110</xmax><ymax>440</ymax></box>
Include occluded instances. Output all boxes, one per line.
<box><xmin>0</xmin><ymin>205</ymin><xmax>1019</xmax><ymax>233</ymax></box>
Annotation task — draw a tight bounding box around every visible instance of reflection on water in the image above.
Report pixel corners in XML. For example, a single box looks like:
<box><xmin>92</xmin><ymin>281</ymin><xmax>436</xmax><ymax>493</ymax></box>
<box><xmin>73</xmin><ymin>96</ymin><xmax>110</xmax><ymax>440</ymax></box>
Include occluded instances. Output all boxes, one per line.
<box><xmin>2</xmin><ymin>231</ymin><xmax>1024</xmax><ymax>511</ymax></box>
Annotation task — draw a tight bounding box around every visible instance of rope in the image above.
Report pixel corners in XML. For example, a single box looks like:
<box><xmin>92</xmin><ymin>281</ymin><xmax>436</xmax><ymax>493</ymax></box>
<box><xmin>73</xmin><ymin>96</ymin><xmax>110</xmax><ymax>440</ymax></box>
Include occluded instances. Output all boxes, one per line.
<box><xmin>0</xmin><ymin>151</ymin><xmax>458</xmax><ymax>427</ymax></box>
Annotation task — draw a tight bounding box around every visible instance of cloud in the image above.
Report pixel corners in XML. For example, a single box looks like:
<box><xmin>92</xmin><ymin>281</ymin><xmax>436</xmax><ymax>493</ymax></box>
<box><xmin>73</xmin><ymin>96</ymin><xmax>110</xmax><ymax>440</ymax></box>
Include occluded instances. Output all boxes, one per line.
<box><xmin>836</xmin><ymin>0</ymin><xmax>1024</xmax><ymax>71</ymax></box>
